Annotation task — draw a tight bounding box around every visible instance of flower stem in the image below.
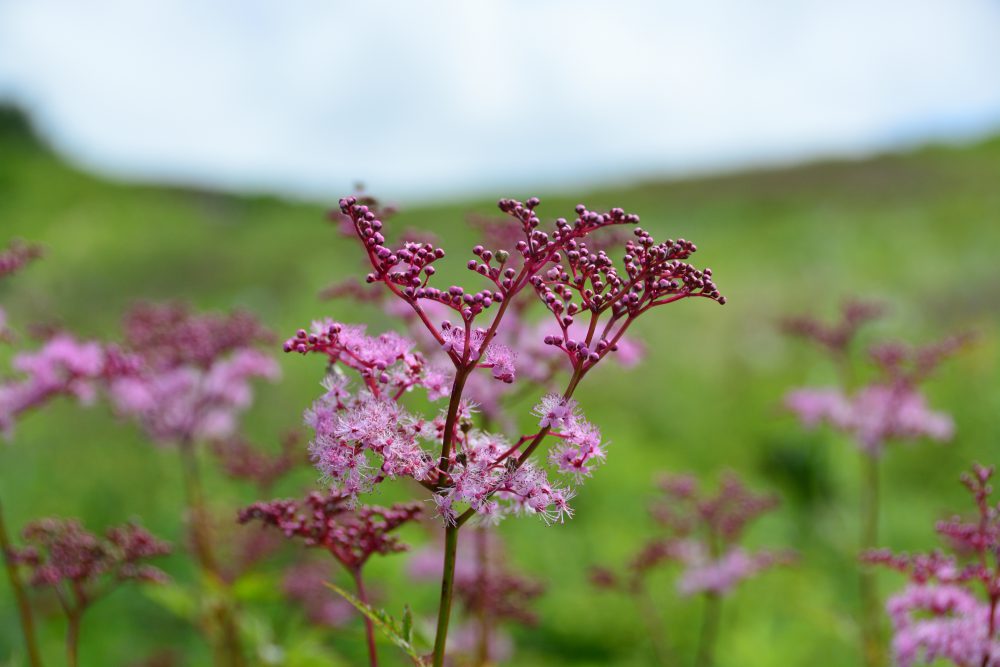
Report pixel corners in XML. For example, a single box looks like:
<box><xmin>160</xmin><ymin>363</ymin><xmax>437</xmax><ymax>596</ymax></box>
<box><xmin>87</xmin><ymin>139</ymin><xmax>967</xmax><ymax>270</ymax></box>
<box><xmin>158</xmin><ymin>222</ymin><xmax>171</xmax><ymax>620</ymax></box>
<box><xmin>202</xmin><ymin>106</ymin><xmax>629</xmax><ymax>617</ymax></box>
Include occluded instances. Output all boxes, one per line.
<box><xmin>0</xmin><ymin>495</ymin><xmax>43</xmax><ymax>667</ymax></box>
<box><xmin>352</xmin><ymin>568</ymin><xmax>379</xmax><ymax>667</ymax></box>
<box><xmin>437</xmin><ymin>366</ymin><xmax>472</xmax><ymax>479</ymax></box>
<box><xmin>178</xmin><ymin>438</ymin><xmax>246</xmax><ymax>667</ymax></box>
<box><xmin>693</xmin><ymin>592</ymin><xmax>721</xmax><ymax>667</ymax></box>
<box><xmin>859</xmin><ymin>453</ymin><xmax>885</xmax><ymax>667</ymax></box>
<box><xmin>432</xmin><ymin>523</ymin><xmax>460</xmax><ymax>667</ymax></box>
<box><xmin>66</xmin><ymin>608</ymin><xmax>81</xmax><ymax>667</ymax></box>
<box><xmin>635</xmin><ymin>586</ymin><xmax>672</xmax><ymax>667</ymax></box>
<box><xmin>474</xmin><ymin>527</ymin><xmax>491</xmax><ymax>666</ymax></box>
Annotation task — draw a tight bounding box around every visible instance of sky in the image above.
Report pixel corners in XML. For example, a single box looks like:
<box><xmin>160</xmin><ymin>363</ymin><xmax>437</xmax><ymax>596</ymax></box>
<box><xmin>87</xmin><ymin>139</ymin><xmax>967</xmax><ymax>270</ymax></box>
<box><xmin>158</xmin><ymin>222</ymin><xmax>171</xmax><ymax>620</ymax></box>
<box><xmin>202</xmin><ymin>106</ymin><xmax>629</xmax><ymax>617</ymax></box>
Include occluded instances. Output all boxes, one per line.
<box><xmin>1</xmin><ymin>0</ymin><xmax>1000</xmax><ymax>203</ymax></box>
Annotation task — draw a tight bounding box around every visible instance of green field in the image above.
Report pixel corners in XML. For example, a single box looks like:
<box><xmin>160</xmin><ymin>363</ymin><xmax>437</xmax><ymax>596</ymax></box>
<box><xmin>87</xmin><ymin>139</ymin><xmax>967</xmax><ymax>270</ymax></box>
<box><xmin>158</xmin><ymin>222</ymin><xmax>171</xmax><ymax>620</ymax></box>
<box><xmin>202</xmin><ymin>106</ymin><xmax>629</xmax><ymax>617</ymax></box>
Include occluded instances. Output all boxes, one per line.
<box><xmin>2</xmin><ymin>107</ymin><xmax>1000</xmax><ymax>666</ymax></box>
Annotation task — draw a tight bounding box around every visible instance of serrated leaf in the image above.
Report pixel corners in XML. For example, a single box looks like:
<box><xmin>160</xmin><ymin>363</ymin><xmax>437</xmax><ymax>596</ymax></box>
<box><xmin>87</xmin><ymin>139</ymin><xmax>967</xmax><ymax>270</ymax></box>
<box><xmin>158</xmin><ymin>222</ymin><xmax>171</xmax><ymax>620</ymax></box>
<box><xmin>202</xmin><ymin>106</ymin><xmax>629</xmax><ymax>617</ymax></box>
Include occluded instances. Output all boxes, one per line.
<box><xmin>325</xmin><ymin>582</ymin><xmax>427</xmax><ymax>666</ymax></box>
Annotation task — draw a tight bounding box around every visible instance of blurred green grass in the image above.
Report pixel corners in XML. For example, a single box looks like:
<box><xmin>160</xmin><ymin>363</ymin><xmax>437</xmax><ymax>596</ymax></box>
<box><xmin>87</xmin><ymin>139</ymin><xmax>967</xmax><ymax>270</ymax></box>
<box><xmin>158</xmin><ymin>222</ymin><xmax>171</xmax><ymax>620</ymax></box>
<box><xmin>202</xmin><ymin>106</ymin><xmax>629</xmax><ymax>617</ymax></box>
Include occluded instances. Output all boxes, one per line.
<box><xmin>2</xmin><ymin>106</ymin><xmax>1000</xmax><ymax>666</ymax></box>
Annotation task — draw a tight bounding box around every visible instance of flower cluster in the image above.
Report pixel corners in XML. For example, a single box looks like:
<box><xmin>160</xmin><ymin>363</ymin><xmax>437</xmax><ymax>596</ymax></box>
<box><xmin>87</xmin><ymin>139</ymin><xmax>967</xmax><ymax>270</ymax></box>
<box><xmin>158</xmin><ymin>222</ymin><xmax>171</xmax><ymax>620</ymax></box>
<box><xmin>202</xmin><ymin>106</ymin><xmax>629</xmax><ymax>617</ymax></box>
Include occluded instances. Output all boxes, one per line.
<box><xmin>321</xmin><ymin>205</ymin><xmax>647</xmax><ymax>427</ymax></box>
<box><xmin>237</xmin><ymin>490</ymin><xmax>422</xmax><ymax>571</ymax></box>
<box><xmin>783</xmin><ymin>301</ymin><xmax>965</xmax><ymax>456</ymax></box>
<box><xmin>785</xmin><ymin>384</ymin><xmax>954</xmax><ymax>454</ymax></box>
<box><xmin>109</xmin><ymin>303</ymin><xmax>280</xmax><ymax>444</ymax></box>
<box><xmin>0</xmin><ymin>333</ymin><xmax>119</xmax><ymax>437</ymax></box>
<box><xmin>290</xmin><ymin>323</ymin><xmax>592</xmax><ymax>523</ymax></box>
<box><xmin>291</xmin><ymin>196</ymin><xmax>723</xmax><ymax>528</ymax></box>
<box><xmin>864</xmin><ymin>464</ymin><xmax>1000</xmax><ymax>667</ymax></box>
<box><xmin>594</xmin><ymin>472</ymin><xmax>791</xmax><ymax>597</ymax></box>
<box><xmin>11</xmin><ymin>518</ymin><xmax>170</xmax><ymax>597</ymax></box>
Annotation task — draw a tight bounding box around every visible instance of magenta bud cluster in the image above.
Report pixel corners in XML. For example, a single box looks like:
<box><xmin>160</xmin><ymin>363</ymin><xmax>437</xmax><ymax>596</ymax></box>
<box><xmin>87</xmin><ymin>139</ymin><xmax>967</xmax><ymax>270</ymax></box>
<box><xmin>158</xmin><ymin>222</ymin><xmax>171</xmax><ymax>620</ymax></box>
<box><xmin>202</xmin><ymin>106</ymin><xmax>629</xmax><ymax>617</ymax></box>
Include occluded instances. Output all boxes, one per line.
<box><xmin>238</xmin><ymin>490</ymin><xmax>422</xmax><ymax>571</ymax></box>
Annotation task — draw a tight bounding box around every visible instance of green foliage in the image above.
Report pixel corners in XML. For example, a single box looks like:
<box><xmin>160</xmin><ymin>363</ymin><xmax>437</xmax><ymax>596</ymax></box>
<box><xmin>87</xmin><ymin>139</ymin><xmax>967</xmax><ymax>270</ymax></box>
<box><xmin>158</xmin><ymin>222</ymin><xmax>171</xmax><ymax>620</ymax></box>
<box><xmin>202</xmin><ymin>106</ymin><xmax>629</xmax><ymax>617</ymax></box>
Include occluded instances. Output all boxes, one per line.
<box><xmin>326</xmin><ymin>583</ymin><xmax>427</xmax><ymax>666</ymax></box>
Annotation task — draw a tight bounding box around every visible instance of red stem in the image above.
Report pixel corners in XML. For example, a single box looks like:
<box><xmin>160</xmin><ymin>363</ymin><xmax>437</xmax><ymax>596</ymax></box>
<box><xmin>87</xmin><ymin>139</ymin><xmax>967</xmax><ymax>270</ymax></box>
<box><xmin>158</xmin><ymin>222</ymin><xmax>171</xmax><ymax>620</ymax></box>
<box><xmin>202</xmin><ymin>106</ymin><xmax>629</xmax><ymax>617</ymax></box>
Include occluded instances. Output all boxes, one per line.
<box><xmin>0</xmin><ymin>496</ymin><xmax>43</xmax><ymax>667</ymax></box>
<box><xmin>352</xmin><ymin>568</ymin><xmax>379</xmax><ymax>667</ymax></box>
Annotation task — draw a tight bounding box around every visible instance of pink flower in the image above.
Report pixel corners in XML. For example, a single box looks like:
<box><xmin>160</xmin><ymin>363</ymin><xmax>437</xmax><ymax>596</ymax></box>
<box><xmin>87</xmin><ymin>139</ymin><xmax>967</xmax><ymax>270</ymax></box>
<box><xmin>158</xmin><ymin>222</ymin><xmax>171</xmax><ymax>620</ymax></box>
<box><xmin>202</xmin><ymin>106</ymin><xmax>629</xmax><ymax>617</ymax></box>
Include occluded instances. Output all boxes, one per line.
<box><xmin>677</xmin><ymin>546</ymin><xmax>785</xmax><ymax>597</ymax></box>
<box><xmin>885</xmin><ymin>584</ymin><xmax>996</xmax><ymax>667</ymax></box>
<box><xmin>0</xmin><ymin>334</ymin><xmax>112</xmax><ymax>437</ymax></box>
<box><xmin>785</xmin><ymin>383</ymin><xmax>953</xmax><ymax>455</ymax></box>
<box><xmin>784</xmin><ymin>387</ymin><xmax>851</xmax><ymax>428</ymax></box>
<box><xmin>110</xmin><ymin>304</ymin><xmax>279</xmax><ymax>444</ymax></box>
<box><xmin>533</xmin><ymin>394</ymin><xmax>575</xmax><ymax>430</ymax></box>
<box><xmin>868</xmin><ymin>465</ymin><xmax>1000</xmax><ymax>666</ymax></box>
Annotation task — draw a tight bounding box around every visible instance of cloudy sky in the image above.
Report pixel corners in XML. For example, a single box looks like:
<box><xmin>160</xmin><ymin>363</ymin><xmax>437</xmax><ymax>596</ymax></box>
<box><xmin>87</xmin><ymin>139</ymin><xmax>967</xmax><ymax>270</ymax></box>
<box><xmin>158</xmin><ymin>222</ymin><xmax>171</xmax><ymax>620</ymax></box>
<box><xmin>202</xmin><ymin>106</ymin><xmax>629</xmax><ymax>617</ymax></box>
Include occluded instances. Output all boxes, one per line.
<box><xmin>1</xmin><ymin>1</ymin><xmax>999</xmax><ymax>202</ymax></box>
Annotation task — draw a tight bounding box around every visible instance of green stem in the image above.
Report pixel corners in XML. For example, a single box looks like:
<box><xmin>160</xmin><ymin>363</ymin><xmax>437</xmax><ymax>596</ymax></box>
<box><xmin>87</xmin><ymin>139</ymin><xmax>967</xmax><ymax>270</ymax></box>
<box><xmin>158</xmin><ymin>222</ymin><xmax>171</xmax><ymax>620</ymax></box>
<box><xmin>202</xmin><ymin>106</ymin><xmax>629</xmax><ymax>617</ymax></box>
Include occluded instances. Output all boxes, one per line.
<box><xmin>859</xmin><ymin>453</ymin><xmax>885</xmax><ymax>667</ymax></box>
<box><xmin>635</xmin><ymin>587</ymin><xmax>672</xmax><ymax>667</ymax></box>
<box><xmin>66</xmin><ymin>609</ymin><xmax>81</xmax><ymax>667</ymax></box>
<box><xmin>0</xmin><ymin>495</ymin><xmax>43</xmax><ymax>667</ymax></box>
<box><xmin>431</xmin><ymin>524</ymin><xmax>460</xmax><ymax>667</ymax></box>
<box><xmin>474</xmin><ymin>527</ymin><xmax>490</xmax><ymax>666</ymax></box>
<box><xmin>693</xmin><ymin>593</ymin><xmax>721</xmax><ymax>667</ymax></box>
<box><xmin>178</xmin><ymin>439</ymin><xmax>246</xmax><ymax>667</ymax></box>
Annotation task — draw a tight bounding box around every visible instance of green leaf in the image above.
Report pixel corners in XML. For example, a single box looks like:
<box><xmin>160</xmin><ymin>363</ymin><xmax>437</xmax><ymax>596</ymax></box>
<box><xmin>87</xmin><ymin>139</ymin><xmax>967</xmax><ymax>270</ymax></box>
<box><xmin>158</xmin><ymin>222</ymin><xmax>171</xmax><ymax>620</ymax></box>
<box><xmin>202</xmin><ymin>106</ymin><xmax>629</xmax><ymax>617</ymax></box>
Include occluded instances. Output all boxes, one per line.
<box><xmin>325</xmin><ymin>582</ymin><xmax>428</xmax><ymax>667</ymax></box>
<box><xmin>143</xmin><ymin>581</ymin><xmax>199</xmax><ymax>621</ymax></box>
<box><xmin>402</xmin><ymin>604</ymin><xmax>414</xmax><ymax>644</ymax></box>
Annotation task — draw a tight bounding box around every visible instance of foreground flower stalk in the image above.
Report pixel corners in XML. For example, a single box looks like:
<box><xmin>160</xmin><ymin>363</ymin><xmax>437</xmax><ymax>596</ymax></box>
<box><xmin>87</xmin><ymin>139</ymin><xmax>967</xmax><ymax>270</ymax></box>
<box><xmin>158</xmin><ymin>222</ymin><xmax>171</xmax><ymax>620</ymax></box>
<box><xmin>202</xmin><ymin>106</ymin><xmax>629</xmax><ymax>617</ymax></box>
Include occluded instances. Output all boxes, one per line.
<box><xmin>288</xmin><ymin>195</ymin><xmax>725</xmax><ymax>665</ymax></box>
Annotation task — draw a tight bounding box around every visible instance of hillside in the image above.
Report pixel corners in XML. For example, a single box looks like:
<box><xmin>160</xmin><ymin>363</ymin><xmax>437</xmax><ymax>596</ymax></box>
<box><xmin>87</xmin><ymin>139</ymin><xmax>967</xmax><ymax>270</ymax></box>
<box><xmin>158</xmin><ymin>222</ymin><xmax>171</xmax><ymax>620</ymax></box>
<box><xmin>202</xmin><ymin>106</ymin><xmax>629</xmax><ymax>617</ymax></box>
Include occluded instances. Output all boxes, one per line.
<box><xmin>2</xmin><ymin>106</ymin><xmax>999</xmax><ymax>666</ymax></box>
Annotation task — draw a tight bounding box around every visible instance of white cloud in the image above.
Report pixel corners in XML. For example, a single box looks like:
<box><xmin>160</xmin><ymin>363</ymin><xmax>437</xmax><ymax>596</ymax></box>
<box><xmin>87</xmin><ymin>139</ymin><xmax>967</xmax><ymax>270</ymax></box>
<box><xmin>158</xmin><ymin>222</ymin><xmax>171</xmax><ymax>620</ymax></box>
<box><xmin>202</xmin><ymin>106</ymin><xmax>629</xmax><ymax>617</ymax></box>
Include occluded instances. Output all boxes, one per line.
<box><xmin>1</xmin><ymin>0</ymin><xmax>999</xmax><ymax>202</ymax></box>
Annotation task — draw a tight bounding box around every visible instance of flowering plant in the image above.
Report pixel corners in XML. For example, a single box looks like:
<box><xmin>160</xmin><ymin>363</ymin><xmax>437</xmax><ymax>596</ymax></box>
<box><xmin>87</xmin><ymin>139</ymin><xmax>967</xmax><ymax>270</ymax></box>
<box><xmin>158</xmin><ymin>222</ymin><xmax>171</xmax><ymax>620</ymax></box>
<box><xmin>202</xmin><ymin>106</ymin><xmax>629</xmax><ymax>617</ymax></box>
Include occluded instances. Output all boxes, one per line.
<box><xmin>286</xmin><ymin>195</ymin><xmax>725</xmax><ymax>665</ymax></box>
<box><xmin>10</xmin><ymin>518</ymin><xmax>170</xmax><ymax>667</ymax></box>
<box><xmin>591</xmin><ymin>471</ymin><xmax>791</xmax><ymax>666</ymax></box>
<box><xmin>782</xmin><ymin>300</ymin><xmax>966</xmax><ymax>666</ymax></box>
<box><xmin>239</xmin><ymin>491</ymin><xmax>422</xmax><ymax>666</ymax></box>
<box><xmin>866</xmin><ymin>464</ymin><xmax>1000</xmax><ymax>667</ymax></box>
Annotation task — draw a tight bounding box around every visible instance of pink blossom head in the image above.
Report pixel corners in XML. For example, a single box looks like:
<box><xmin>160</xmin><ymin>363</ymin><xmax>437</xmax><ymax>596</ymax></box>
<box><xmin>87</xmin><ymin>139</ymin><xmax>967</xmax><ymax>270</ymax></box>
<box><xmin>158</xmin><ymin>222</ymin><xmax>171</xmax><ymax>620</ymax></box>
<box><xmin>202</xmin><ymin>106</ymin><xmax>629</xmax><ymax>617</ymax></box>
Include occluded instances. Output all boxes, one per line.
<box><xmin>883</xmin><ymin>584</ymin><xmax>994</xmax><ymax>667</ymax></box>
<box><xmin>867</xmin><ymin>465</ymin><xmax>1000</xmax><ymax>666</ymax></box>
<box><xmin>785</xmin><ymin>383</ymin><xmax>954</xmax><ymax>455</ymax></box>
<box><xmin>0</xmin><ymin>333</ymin><xmax>114</xmax><ymax>437</ymax></box>
<box><xmin>676</xmin><ymin>546</ymin><xmax>792</xmax><ymax>597</ymax></box>
<box><xmin>110</xmin><ymin>303</ymin><xmax>280</xmax><ymax>443</ymax></box>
